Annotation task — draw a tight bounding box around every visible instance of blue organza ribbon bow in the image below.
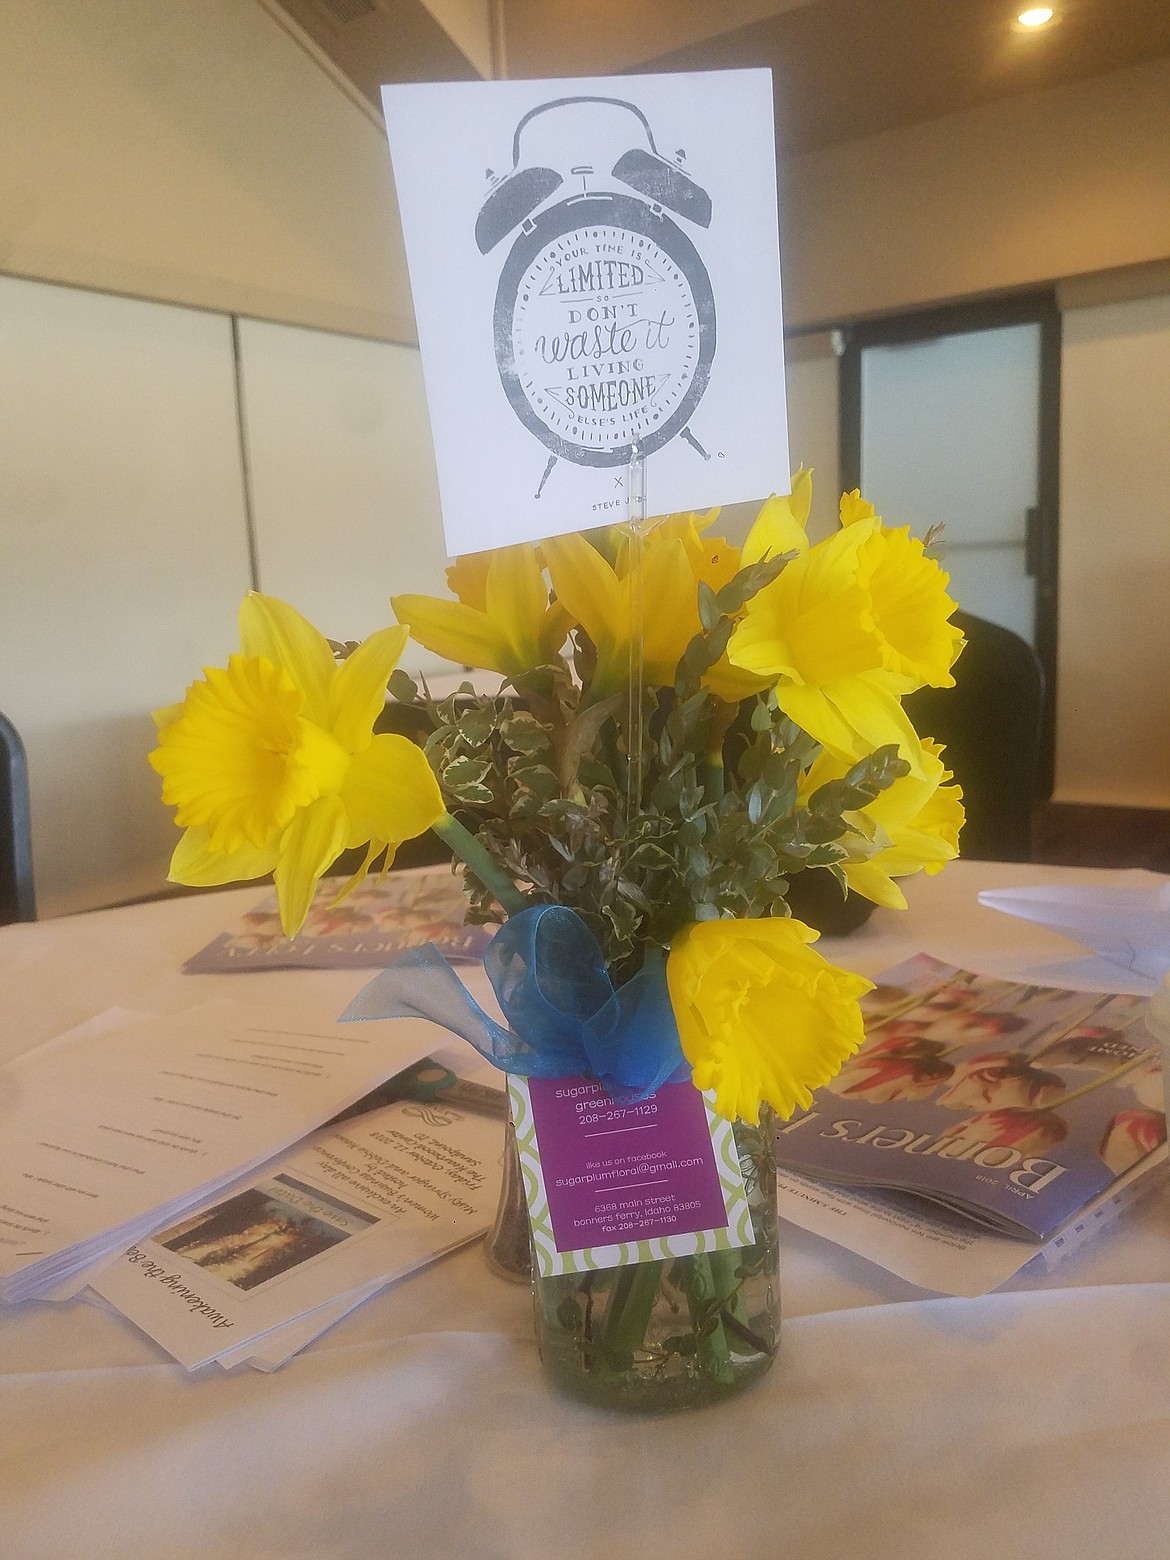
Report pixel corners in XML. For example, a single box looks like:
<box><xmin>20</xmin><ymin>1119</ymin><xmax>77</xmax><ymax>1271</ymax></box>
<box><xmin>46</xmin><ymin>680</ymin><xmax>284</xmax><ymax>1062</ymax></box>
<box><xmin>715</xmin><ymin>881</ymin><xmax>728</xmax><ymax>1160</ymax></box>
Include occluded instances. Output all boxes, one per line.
<box><xmin>340</xmin><ymin>904</ymin><xmax>687</xmax><ymax>1103</ymax></box>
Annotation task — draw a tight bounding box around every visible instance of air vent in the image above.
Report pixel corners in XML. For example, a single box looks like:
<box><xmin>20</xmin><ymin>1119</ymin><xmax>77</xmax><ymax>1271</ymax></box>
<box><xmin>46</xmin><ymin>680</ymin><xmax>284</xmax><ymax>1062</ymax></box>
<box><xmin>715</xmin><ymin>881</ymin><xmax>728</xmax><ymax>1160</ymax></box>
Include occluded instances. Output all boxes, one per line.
<box><xmin>313</xmin><ymin>0</ymin><xmax>375</xmax><ymax>24</ymax></box>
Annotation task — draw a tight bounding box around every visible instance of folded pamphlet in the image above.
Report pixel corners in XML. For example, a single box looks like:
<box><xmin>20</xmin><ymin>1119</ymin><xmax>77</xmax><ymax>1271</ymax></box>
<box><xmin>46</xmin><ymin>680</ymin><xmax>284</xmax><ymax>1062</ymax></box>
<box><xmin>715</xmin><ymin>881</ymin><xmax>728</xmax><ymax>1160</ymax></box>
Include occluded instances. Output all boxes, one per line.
<box><xmin>183</xmin><ymin>866</ymin><xmax>493</xmax><ymax>973</ymax></box>
<box><xmin>90</xmin><ymin>1081</ymin><xmax>504</xmax><ymax>1370</ymax></box>
<box><xmin>775</xmin><ymin>954</ymin><xmax>1166</xmax><ymax>1254</ymax></box>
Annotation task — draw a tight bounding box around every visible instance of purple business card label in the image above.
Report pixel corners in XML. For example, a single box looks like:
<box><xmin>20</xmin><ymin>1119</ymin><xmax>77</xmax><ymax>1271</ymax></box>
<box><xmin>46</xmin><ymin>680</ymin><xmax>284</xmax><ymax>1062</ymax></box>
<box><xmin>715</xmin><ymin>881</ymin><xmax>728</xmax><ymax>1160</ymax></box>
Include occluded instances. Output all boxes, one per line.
<box><xmin>524</xmin><ymin>1075</ymin><xmax>735</xmax><ymax>1257</ymax></box>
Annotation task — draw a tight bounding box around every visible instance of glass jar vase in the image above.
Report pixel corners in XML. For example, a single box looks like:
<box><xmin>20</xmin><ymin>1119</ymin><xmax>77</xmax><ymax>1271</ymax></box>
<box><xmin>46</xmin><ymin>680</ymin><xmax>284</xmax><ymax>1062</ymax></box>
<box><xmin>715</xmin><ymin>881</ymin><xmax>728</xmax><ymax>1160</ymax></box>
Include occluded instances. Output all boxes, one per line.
<box><xmin>530</xmin><ymin>1108</ymin><xmax>779</xmax><ymax>1412</ymax></box>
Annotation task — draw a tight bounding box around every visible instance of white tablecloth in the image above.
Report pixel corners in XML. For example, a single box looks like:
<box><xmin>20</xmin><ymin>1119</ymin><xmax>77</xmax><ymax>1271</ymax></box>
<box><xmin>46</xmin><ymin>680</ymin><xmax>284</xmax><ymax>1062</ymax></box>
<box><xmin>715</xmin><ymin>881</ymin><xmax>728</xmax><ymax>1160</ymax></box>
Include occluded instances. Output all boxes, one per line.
<box><xmin>2</xmin><ymin>862</ymin><xmax>1168</xmax><ymax>1560</ymax></box>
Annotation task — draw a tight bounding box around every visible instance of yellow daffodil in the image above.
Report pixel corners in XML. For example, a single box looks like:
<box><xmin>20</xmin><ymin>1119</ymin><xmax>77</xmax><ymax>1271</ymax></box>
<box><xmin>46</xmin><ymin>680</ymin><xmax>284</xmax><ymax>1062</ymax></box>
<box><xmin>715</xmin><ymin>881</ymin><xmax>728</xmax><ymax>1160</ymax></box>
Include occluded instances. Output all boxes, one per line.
<box><xmin>151</xmin><ymin>593</ymin><xmax>445</xmax><ymax>937</ymax></box>
<box><xmin>392</xmin><ymin>544</ymin><xmax>570</xmax><ymax>678</ymax></box>
<box><xmin>726</xmin><ymin>514</ymin><xmax>963</xmax><ymax>773</ymax></box>
<box><xmin>741</xmin><ymin>466</ymin><xmax>813</xmax><ymax>564</ymax></box>
<box><xmin>802</xmin><ymin>740</ymin><xmax>965</xmax><ymax>910</ymax></box>
<box><xmin>543</xmin><ymin>530</ymin><xmax>702</xmax><ymax>698</ymax></box>
<box><xmin>667</xmin><ymin>917</ymin><xmax>873</xmax><ymax>1124</ymax></box>
<box><xmin>544</xmin><ymin>515</ymin><xmax>777</xmax><ymax>702</ymax></box>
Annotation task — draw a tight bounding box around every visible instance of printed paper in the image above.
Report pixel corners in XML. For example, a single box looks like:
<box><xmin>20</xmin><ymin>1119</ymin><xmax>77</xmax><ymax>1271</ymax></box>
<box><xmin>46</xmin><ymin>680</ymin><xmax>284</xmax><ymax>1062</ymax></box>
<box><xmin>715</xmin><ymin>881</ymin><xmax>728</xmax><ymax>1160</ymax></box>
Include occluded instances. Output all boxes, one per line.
<box><xmin>0</xmin><ymin>1000</ymin><xmax>437</xmax><ymax>1302</ymax></box>
<box><xmin>774</xmin><ymin>954</ymin><xmax>1164</xmax><ymax>1241</ymax></box>
<box><xmin>383</xmin><ymin>70</ymin><xmax>789</xmax><ymax>552</ymax></box>
<box><xmin>93</xmin><ymin>1094</ymin><xmax>502</xmax><ymax>1370</ymax></box>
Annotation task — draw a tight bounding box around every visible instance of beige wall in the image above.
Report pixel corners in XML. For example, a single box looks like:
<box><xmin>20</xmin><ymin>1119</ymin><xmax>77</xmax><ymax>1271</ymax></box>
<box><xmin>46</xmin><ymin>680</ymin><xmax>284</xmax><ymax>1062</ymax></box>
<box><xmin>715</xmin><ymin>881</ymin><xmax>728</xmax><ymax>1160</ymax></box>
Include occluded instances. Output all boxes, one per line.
<box><xmin>1055</xmin><ymin>294</ymin><xmax>1170</xmax><ymax>809</ymax></box>
<box><xmin>0</xmin><ymin>0</ymin><xmax>415</xmax><ymax>342</ymax></box>
<box><xmin>781</xmin><ymin>52</ymin><xmax>1170</xmax><ymax>329</ymax></box>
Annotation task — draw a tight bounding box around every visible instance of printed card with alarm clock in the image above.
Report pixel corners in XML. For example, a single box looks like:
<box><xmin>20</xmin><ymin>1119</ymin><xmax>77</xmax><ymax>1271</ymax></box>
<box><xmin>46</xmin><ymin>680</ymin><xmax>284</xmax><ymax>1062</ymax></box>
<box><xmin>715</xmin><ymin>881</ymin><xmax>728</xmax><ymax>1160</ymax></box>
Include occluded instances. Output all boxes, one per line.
<box><xmin>383</xmin><ymin>71</ymin><xmax>790</xmax><ymax>555</ymax></box>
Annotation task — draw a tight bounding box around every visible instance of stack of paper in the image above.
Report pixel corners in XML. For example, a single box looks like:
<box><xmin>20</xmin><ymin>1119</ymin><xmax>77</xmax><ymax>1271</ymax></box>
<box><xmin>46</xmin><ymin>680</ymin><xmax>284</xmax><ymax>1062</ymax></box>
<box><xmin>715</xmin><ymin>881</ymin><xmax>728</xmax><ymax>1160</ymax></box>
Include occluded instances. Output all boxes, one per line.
<box><xmin>83</xmin><ymin>1064</ymin><xmax>505</xmax><ymax>1370</ymax></box>
<box><xmin>0</xmin><ymin>999</ymin><xmax>440</xmax><ymax>1305</ymax></box>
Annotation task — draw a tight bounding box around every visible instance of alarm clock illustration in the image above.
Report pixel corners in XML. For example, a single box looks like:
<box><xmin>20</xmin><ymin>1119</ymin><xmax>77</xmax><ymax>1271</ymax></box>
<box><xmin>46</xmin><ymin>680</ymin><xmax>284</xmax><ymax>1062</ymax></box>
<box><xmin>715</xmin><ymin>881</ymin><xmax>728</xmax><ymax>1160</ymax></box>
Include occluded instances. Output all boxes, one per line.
<box><xmin>476</xmin><ymin>96</ymin><xmax>717</xmax><ymax>495</ymax></box>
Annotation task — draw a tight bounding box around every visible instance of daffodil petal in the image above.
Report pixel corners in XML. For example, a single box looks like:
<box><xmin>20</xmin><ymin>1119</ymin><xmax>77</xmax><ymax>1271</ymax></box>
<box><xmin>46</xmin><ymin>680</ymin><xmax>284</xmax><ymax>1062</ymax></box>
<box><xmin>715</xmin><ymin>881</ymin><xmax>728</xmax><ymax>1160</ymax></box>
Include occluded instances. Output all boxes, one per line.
<box><xmin>773</xmin><ymin>682</ymin><xmax>867</xmax><ymax>759</ymax></box>
<box><xmin>339</xmin><ymin>734</ymin><xmax>444</xmax><ymax>845</ymax></box>
<box><xmin>703</xmin><ymin>654</ymin><xmax>773</xmax><ymax>703</ymax></box>
<box><xmin>446</xmin><ymin>550</ymin><xmax>492</xmax><ymax>611</ymax></box>
<box><xmin>789</xmin><ymin>465</ymin><xmax>813</xmax><ymax>527</ymax></box>
<box><xmin>639</xmin><ymin>537</ymin><xmax>701</xmax><ymax>683</ymax></box>
<box><xmin>824</xmin><ymin>674</ymin><xmax>927</xmax><ymax>775</ymax></box>
<box><xmin>843</xmin><ymin>859</ymin><xmax>909</xmax><ymax>910</ymax></box>
<box><xmin>742</xmin><ymin>476</ymin><xmax>811</xmax><ymax>565</ymax></box>
<box><xmin>485</xmin><ymin>546</ymin><xmax>550</xmax><ymax>669</ymax></box>
<box><xmin>392</xmin><ymin>593</ymin><xmax>513</xmax><ymax>675</ymax></box>
<box><xmin>543</xmin><ymin>533</ymin><xmax>626</xmax><ymax>651</ymax></box>
<box><xmin>329</xmin><ymin>625</ymin><xmax>408</xmax><ymax>753</ymax></box>
<box><xmin>239</xmin><ymin>593</ymin><xmax>336</xmax><ymax>727</ymax></box>
<box><xmin>167</xmin><ymin>825</ymin><xmax>278</xmax><ymax>887</ymax></box>
<box><xmin>274</xmin><ymin>794</ymin><xmax>348</xmax><ymax>937</ymax></box>
<box><xmin>840</xmin><ymin>489</ymin><xmax>878</xmax><ymax>526</ymax></box>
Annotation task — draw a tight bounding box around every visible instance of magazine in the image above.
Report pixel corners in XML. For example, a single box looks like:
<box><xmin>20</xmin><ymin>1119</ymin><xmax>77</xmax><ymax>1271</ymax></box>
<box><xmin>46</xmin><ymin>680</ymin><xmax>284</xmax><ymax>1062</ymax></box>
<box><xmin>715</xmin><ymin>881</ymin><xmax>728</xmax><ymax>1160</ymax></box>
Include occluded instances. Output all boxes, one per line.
<box><xmin>775</xmin><ymin>954</ymin><xmax>1166</xmax><ymax>1242</ymax></box>
<box><xmin>184</xmin><ymin>866</ymin><xmax>494</xmax><ymax>973</ymax></box>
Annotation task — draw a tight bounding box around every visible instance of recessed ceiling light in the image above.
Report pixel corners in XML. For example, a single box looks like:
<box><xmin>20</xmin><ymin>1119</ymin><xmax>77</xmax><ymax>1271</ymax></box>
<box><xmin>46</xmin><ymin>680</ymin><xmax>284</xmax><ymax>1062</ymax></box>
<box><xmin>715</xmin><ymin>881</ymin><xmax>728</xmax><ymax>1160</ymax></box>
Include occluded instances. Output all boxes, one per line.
<box><xmin>1016</xmin><ymin>7</ymin><xmax>1055</xmax><ymax>27</ymax></box>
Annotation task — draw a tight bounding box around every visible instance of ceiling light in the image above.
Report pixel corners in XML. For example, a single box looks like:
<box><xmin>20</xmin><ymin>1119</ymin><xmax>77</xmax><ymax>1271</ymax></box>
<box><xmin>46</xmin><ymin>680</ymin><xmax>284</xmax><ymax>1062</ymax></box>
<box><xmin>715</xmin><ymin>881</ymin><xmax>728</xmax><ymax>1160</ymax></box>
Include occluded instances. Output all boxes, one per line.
<box><xmin>1016</xmin><ymin>7</ymin><xmax>1055</xmax><ymax>26</ymax></box>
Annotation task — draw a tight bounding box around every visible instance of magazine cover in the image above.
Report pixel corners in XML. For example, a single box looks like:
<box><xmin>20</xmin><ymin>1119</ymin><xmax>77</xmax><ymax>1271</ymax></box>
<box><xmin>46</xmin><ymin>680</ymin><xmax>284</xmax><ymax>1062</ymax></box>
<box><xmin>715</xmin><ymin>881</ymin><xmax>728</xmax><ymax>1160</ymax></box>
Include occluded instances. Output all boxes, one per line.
<box><xmin>775</xmin><ymin>954</ymin><xmax>1165</xmax><ymax>1239</ymax></box>
<box><xmin>184</xmin><ymin>868</ymin><xmax>494</xmax><ymax>973</ymax></box>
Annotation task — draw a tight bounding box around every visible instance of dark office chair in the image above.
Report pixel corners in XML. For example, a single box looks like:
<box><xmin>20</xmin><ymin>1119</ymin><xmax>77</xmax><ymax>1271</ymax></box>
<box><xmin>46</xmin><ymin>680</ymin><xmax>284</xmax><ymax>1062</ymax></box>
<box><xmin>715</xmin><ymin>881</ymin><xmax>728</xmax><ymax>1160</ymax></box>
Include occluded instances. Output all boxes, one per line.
<box><xmin>904</xmin><ymin>610</ymin><xmax>1044</xmax><ymax>862</ymax></box>
<box><xmin>0</xmin><ymin>712</ymin><xmax>36</xmax><ymax>924</ymax></box>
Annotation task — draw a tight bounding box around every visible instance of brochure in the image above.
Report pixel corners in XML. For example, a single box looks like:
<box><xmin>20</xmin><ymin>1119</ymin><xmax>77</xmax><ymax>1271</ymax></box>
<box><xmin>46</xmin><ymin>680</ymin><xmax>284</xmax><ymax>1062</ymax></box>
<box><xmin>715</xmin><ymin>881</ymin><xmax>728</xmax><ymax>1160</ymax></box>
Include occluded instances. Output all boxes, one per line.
<box><xmin>91</xmin><ymin>1086</ymin><xmax>503</xmax><ymax>1371</ymax></box>
<box><xmin>774</xmin><ymin>955</ymin><xmax>1166</xmax><ymax>1243</ymax></box>
<box><xmin>183</xmin><ymin>867</ymin><xmax>493</xmax><ymax>973</ymax></box>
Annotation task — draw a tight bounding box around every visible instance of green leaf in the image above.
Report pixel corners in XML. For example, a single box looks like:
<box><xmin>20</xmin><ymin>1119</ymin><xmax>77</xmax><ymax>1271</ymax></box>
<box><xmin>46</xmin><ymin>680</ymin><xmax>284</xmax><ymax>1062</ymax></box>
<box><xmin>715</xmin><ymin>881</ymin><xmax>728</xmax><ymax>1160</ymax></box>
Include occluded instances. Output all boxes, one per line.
<box><xmin>697</xmin><ymin>580</ymin><xmax>721</xmax><ymax>634</ymax></box>
<box><xmin>455</xmin><ymin>705</ymin><xmax>495</xmax><ymax>746</ymax></box>
<box><xmin>500</xmin><ymin>710</ymin><xmax>551</xmax><ymax>756</ymax></box>
<box><xmin>713</xmin><ymin>554</ymin><xmax>785</xmax><ymax>615</ymax></box>
<box><xmin>387</xmin><ymin>670</ymin><xmax>418</xmax><ymax>705</ymax></box>
<box><xmin>559</xmin><ymin>692</ymin><xmax>623</xmax><ymax>792</ymax></box>
<box><xmin>747</xmin><ymin>782</ymin><xmax>766</xmax><ymax>825</ymax></box>
<box><xmin>442</xmin><ymin>755</ymin><xmax>494</xmax><ymax>805</ymax></box>
<box><xmin>750</xmin><ymin>698</ymin><xmax>774</xmax><ymax>733</ymax></box>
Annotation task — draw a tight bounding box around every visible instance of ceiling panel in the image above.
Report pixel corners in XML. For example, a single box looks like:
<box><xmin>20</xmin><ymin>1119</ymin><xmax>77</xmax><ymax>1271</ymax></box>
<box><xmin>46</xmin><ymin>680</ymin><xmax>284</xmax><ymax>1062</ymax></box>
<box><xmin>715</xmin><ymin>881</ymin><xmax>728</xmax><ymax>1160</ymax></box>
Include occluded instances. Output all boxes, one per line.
<box><xmin>640</xmin><ymin>0</ymin><xmax>1170</xmax><ymax>155</ymax></box>
<box><xmin>266</xmin><ymin>0</ymin><xmax>1170</xmax><ymax>155</ymax></box>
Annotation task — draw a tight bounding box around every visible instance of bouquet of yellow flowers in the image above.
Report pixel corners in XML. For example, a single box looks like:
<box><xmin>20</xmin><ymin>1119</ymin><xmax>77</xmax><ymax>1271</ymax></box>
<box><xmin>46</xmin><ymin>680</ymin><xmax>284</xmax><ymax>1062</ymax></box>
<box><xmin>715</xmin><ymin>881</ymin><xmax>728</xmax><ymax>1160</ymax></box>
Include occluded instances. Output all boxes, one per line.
<box><xmin>151</xmin><ymin>470</ymin><xmax>964</xmax><ymax>1407</ymax></box>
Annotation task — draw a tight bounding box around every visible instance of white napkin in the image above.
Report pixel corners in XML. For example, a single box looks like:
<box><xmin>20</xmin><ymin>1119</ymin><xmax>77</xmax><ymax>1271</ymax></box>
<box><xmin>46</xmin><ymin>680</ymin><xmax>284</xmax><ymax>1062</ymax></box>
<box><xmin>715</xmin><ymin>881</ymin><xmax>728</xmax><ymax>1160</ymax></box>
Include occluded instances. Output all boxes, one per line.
<box><xmin>978</xmin><ymin>879</ymin><xmax>1170</xmax><ymax>987</ymax></box>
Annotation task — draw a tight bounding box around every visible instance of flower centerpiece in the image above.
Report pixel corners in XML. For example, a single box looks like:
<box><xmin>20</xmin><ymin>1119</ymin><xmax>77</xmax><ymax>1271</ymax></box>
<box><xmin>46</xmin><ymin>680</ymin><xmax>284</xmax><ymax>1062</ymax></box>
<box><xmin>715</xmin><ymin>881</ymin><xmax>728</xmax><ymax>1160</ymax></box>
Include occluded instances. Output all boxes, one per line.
<box><xmin>151</xmin><ymin>470</ymin><xmax>964</xmax><ymax>1410</ymax></box>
